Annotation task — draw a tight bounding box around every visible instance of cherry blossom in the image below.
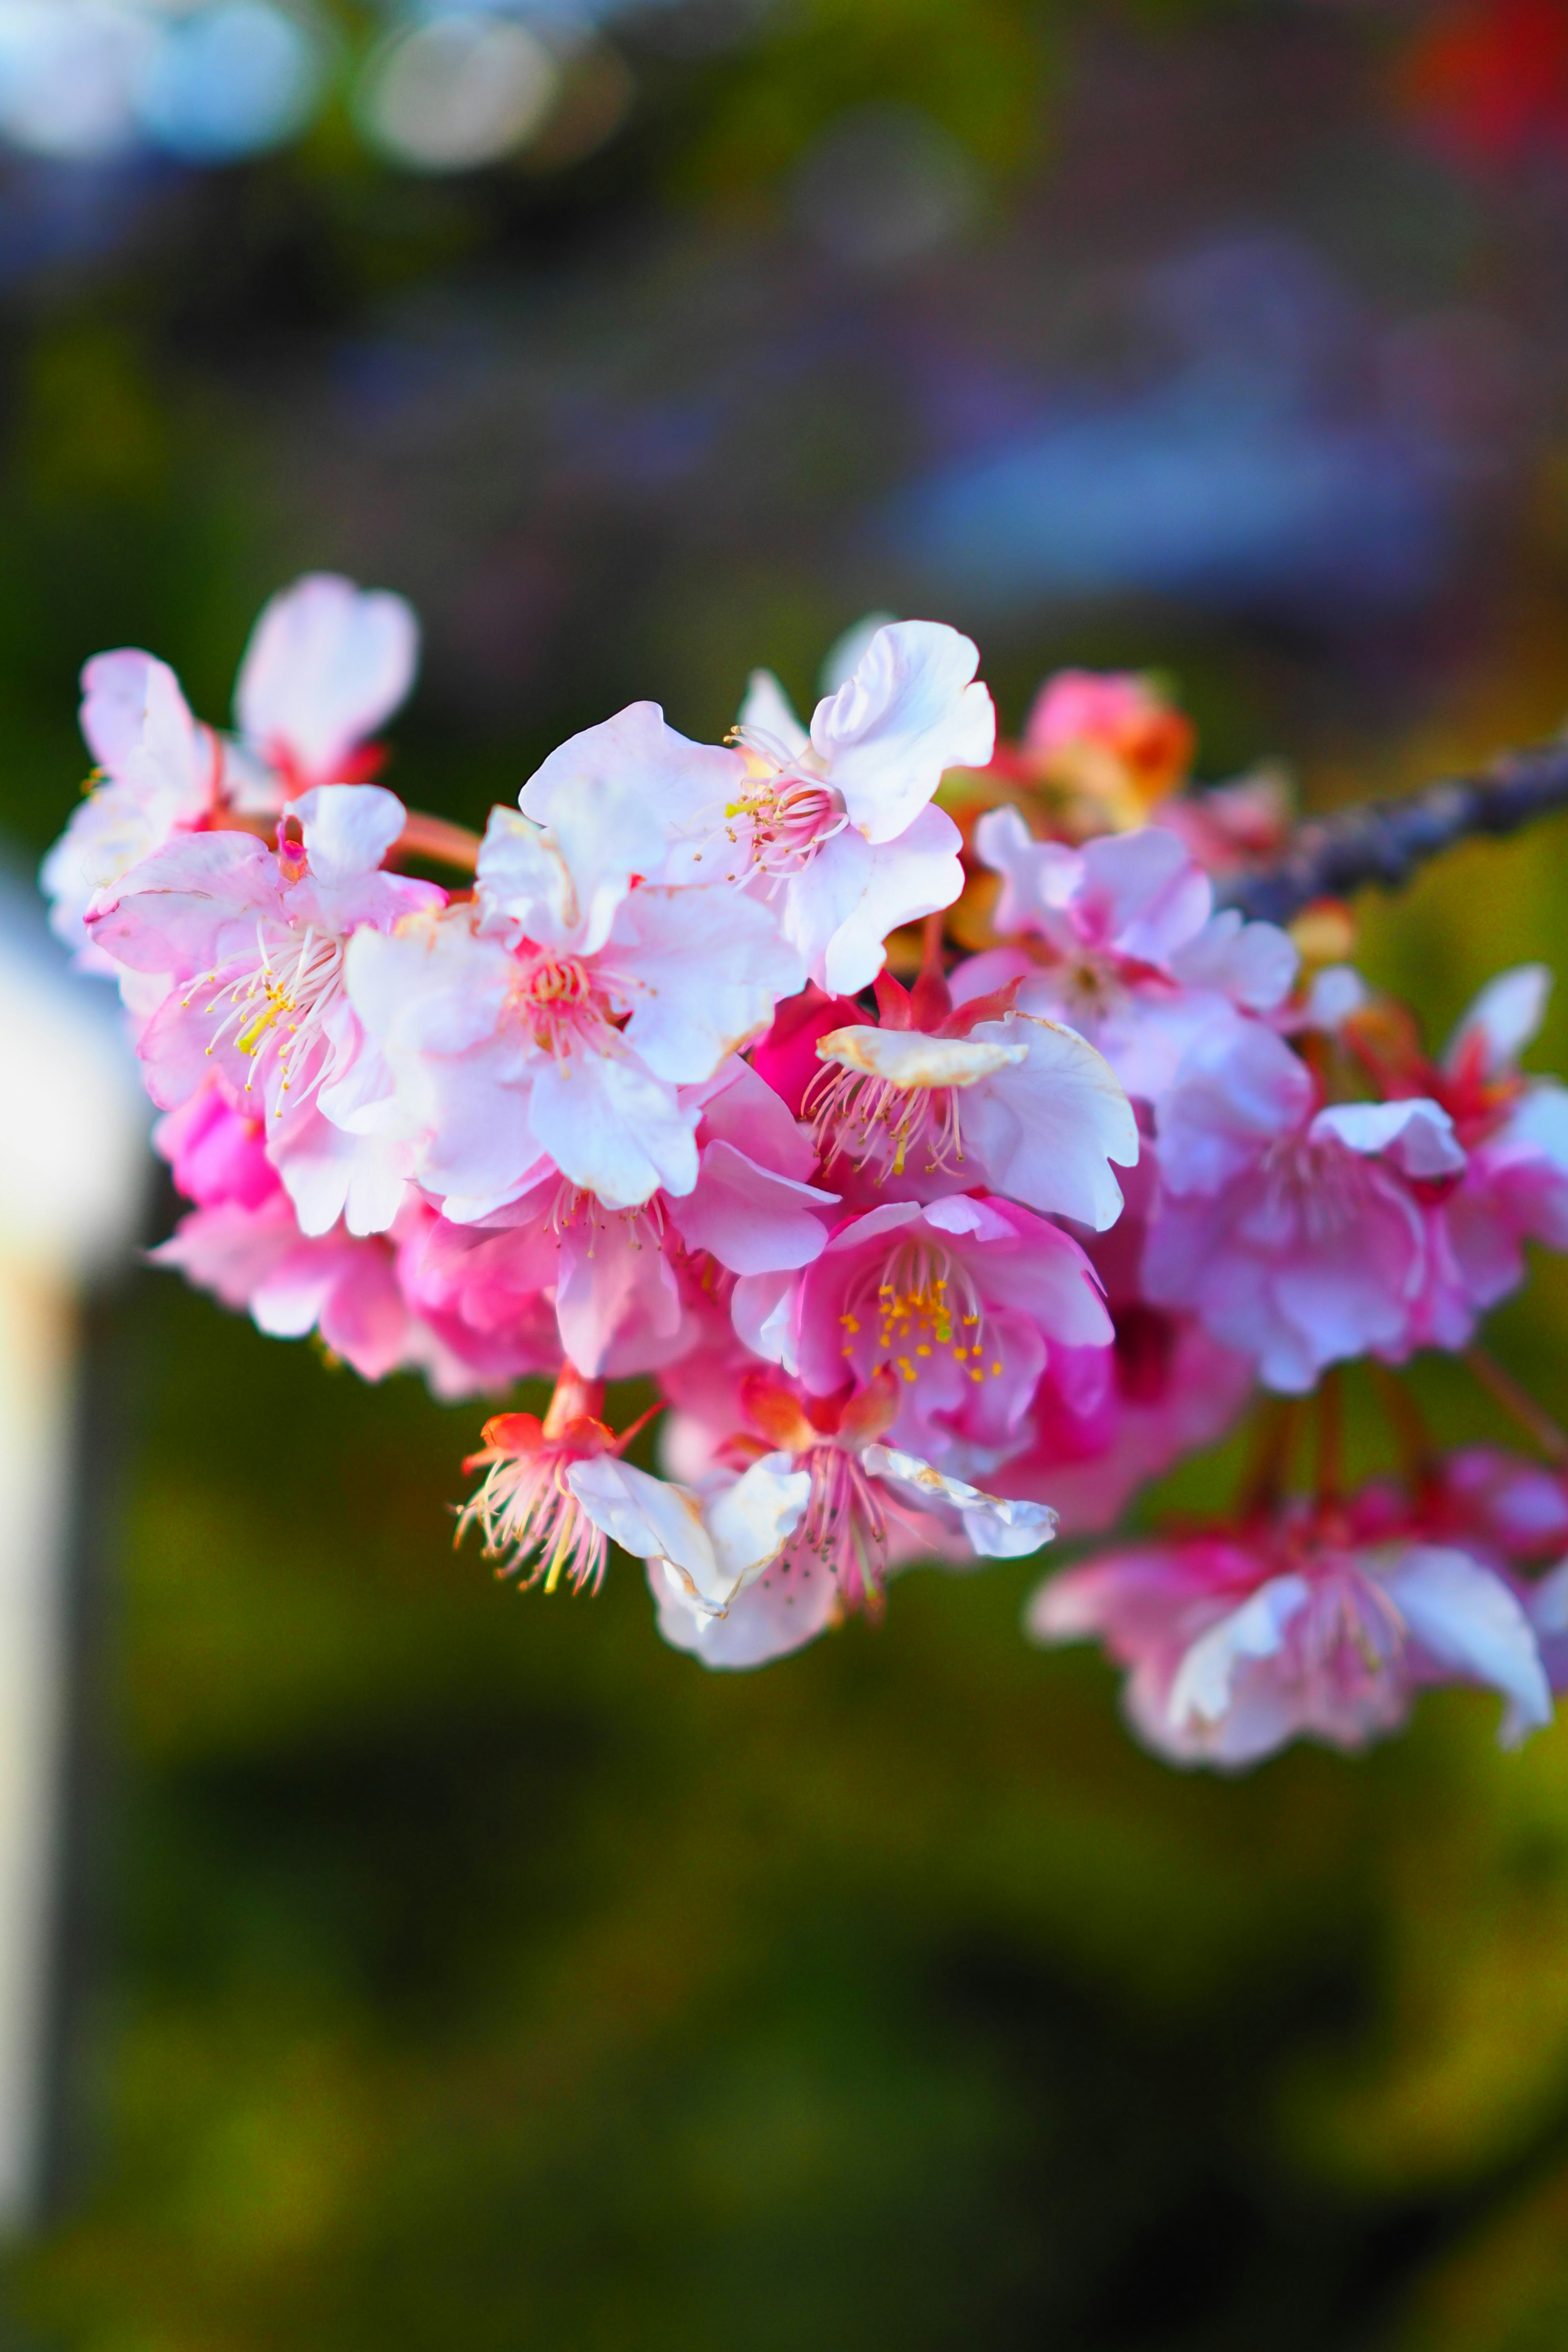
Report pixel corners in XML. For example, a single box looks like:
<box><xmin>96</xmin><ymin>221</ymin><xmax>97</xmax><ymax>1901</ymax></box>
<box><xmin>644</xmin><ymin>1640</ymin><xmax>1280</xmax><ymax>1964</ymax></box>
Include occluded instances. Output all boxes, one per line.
<box><xmin>87</xmin><ymin>783</ymin><xmax>443</xmax><ymax>1237</ymax></box>
<box><xmin>402</xmin><ymin>1058</ymin><xmax>837</xmax><ymax>1379</ymax></box>
<box><xmin>618</xmin><ymin>621</ymin><xmax>993</xmax><ymax>995</ymax></box>
<box><xmin>756</xmin><ymin>1191</ymin><xmax>1114</xmax><ymax>1478</ymax></box>
<box><xmin>1029</xmin><ymin>1505</ymin><xmax>1554</xmax><ymax>1766</ymax></box>
<box><xmin>230</xmin><ymin>572</ymin><xmax>419</xmax><ymax>799</ymax></box>
<box><xmin>636</xmin><ymin>1369</ymin><xmax>1055</xmax><ymax>1669</ymax></box>
<box><xmin>1143</xmin><ymin>1016</ymin><xmax>1463</xmax><ymax>1391</ymax></box>
<box><xmin>345</xmin><ymin>796</ymin><xmax>802</xmax><ymax>1220</ymax></box>
<box><xmin>966</xmin><ymin>814</ymin><xmax>1298</xmax><ymax>1104</ymax></box>
<box><xmin>42</xmin><ymin>575</ymin><xmax>420</xmax><ymax>979</ymax></box>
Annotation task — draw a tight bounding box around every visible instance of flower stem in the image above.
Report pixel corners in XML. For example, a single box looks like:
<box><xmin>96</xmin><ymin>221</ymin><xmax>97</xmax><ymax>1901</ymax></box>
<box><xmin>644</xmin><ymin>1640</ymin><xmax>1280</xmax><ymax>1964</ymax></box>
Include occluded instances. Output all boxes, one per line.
<box><xmin>1370</xmin><ymin>1362</ymin><xmax>1437</xmax><ymax>1494</ymax></box>
<box><xmin>1237</xmin><ymin>1396</ymin><xmax>1305</xmax><ymax>1520</ymax></box>
<box><xmin>1462</xmin><ymin>1345</ymin><xmax>1568</xmax><ymax>1466</ymax></box>
<box><xmin>391</xmin><ymin>811</ymin><xmax>483</xmax><ymax>873</ymax></box>
<box><xmin>1315</xmin><ymin>1368</ymin><xmax>1344</xmax><ymax>1512</ymax></box>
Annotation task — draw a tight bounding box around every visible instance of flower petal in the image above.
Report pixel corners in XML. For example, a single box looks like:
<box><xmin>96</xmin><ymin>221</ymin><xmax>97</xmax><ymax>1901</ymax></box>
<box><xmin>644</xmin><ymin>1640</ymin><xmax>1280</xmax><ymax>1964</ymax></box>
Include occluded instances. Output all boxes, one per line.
<box><xmin>809</xmin><ymin>621</ymin><xmax>995</xmax><ymax>842</ymax></box>
<box><xmin>235</xmin><ymin>574</ymin><xmax>418</xmax><ymax>776</ymax></box>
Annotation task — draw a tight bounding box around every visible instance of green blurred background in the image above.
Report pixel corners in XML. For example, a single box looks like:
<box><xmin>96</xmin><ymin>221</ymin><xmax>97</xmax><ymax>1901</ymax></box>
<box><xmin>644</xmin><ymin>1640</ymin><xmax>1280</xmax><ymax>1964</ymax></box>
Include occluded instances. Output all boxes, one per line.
<box><xmin>9</xmin><ymin>0</ymin><xmax>1568</xmax><ymax>2343</ymax></box>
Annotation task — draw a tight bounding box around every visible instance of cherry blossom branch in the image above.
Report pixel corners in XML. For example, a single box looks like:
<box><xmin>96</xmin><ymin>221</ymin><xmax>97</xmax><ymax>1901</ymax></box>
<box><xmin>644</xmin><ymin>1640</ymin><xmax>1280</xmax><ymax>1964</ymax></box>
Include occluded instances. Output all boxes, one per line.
<box><xmin>1218</xmin><ymin>736</ymin><xmax>1568</xmax><ymax>925</ymax></box>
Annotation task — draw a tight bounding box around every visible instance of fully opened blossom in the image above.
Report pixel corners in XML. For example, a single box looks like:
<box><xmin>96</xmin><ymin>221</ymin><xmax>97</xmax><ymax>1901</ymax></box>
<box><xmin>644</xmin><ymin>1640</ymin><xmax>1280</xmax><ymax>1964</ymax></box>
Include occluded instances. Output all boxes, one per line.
<box><xmin>634</xmin><ymin>1370</ymin><xmax>1055</xmax><ymax>1670</ymax></box>
<box><xmin>42</xmin><ymin>574</ymin><xmax>419</xmax><ymax>976</ymax></box>
<box><xmin>1143</xmin><ymin>1016</ymin><xmax>1464</xmax><ymax>1392</ymax></box>
<box><xmin>967</xmin><ymin>813</ymin><xmax>1298</xmax><ymax>1105</ymax></box>
<box><xmin>403</xmin><ymin>1058</ymin><xmax>838</xmax><ymax>1379</ymax></box>
<box><xmin>742</xmin><ymin>1191</ymin><xmax>1114</xmax><ymax>1479</ymax></box>
<box><xmin>526</xmin><ymin>622</ymin><xmax>992</xmax><ymax>996</ymax></box>
<box><xmin>1029</xmin><ymin>1503</ymin><xmax>1554</xmax><ymax>1767</ymax></box>
<box><xmin>88</xmin><ymin>784</ymin><xmax>443</xmax><ymax>1237</ymax></box>
<box><xmin>1342</xmin><ymin>966</ymin><xmax>1568</xmax><ymax>1350</ymax></box>
<box><xmin>345</xmin><ymin>797</ymin><xmax>802</xmax><ymax>1218</ymax></box>
<box><xmin>750</xmin><ymin>947</ymin><xmax>1138</xmax><ymax>1230</ymax></box>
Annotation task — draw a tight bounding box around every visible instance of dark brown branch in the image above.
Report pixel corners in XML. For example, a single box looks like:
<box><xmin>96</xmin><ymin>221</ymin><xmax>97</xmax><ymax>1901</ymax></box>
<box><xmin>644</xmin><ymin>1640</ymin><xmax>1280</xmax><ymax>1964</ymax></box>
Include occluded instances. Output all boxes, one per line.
<box><xmin>1217</xmin><ymin>737</ymin><xmax>1568</xmax><ymax>926</ymax></box>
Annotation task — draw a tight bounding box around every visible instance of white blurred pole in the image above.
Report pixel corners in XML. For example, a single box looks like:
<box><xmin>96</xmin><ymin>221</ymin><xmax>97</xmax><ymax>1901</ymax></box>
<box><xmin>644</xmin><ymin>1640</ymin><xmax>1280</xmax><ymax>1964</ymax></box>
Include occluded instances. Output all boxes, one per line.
<box><xmin>0</xmin><ymin>895</ymin><xmax>146</xmax><ymax>2227</ymax></box>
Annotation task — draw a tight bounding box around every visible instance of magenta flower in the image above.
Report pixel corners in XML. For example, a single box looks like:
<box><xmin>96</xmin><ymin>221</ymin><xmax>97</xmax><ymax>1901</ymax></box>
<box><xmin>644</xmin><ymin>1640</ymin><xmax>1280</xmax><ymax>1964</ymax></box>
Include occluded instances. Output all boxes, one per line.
<box><xmin>1142</xmin><ymin>1018</ymin><xmax>1463</xmax><ymax>1392</ymax></box>
<box><xmin>759</xmin><ymin>1190</ymin><xmax>1113</xmax><ymax>1478</ymax></box>
<box><xmin>968</xmin><ymin>813</ymin><xmax>1298</xmax><ymax>1105</ymax></box>
<box><xmin>345</xmin><ymin>794</ymin><xmax>802</xmax><ymax>1220</ymax></box>
<box><xmin>624</xmin><ymin>621</ymin><xmax>992</xmax><ymax>995</ymax></box>
<box><xmin>1029</xmin><ymin>1501</ymin><xmax>1554</xmax><ymax>1767</ymax></box>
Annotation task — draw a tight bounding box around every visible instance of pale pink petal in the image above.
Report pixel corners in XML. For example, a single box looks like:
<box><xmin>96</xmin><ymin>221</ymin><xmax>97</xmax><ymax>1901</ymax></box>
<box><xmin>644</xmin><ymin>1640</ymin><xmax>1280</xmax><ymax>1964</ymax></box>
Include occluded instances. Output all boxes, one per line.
<box><xmin>666</xmin><ymin>1140</ymin><xmax>836</xmax><ymax>1273</ymax></box>
<box><xmin>960</xmin><ymin>1015</ymin><xmax>1139</xmax><ymax>1229</ymax></box>
<box><xmin>522</xmin><ymin>701</ymin><xmax>744</xmax><ymax>919</ymax></box>
<box><xmin>1077</xmin><ymin>828</ymin><xmax>1212</xmax><ymax>963</ymax></box>
<box><xmin>1312</xmin><ymin>1097</ymin><xmax>1463</xmax><ymax>1178</ymax></box>
<box><xmin>737</xmin><ymin>669</ymin><xmax>810</xmax><ymax>760</ymax></box>
<box><xmin>528</xmin><ymin>1049</ymin><xmax>699</xmax><ymax>1209</ymax></box>
<box><xmin>817</xmin><ymin>804</ymin><xmax>964</xmax><ymax>995</ymax></box>
<box><xmin>566</xmin><ymin>1455</ymin><xmax>725</xmax><ymax>1604</ymax></box>
<box><xmin>809</xmin><ymin>620</ymin><xmax>994</xmax><ymax>841</ymax></box>
<box><xmin>1382</xmin><ymin>1544</ymin><xmax>1552</xmax><ymax>1744</ymax></box>
<box><xmin>608</xmin><ymin>884</ymin><xmax>804</xmax><ymax>1082</ymax></box>
<box><xmin>1446</xmin><ymin>965</ymin><xmax>1551</xmax><ymax>1076</ymax></box>
<box><xmin>235</xmin><ymin>574</ymin><xmax>418</xmax><ymax>775</ymax></box>
<box><xmin>295</xmin><ymin>783</ymin><xmax>407</xmax><ymax>886</ymax></box>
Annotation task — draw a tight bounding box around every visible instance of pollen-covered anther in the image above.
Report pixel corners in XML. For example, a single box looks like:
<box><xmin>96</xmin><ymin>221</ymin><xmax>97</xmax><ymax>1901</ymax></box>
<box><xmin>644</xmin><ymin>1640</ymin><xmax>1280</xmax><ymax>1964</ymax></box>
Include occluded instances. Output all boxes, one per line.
<box><xmin>191</xmin><ymin>919</ymin><xmax>347</xmax><ymax>1105</ymax></box>
<box><xmin>808</xmin><ymin>1023</ymin><xmax>1028</xmax><ymax>1179</ymax></box>
<box><xmin>455</xmin><ymin>1370</ymin><xmax>636</xmax><ymax>1598</ymax></box>
<box><xmin>838</xmin><ymin>1238</ymin><xmax>1003</xmax><ymax>1384</ymax></box>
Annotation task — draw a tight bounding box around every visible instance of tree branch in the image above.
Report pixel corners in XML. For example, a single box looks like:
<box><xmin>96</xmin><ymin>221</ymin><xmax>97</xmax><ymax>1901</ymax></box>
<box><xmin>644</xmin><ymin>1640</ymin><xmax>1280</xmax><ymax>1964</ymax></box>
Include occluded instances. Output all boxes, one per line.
<box><xmin>1217</xmin><ymin>737</ymin><xmax>1568</xmax><ymax>926</ymax></box>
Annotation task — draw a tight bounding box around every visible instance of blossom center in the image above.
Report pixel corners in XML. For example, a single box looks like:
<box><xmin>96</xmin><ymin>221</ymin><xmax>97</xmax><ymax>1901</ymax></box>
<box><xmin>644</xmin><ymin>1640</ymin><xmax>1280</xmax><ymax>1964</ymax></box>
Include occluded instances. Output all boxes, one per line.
<box><xmin>840</xmin><ymin>1238</ymin><xmax>1002</xmax><ymax>1388</ymax></box>
<box><xmin>791</xmin><ymin>1439</ymin><xmax>890</xmax><ymax>1614</ymax></box>
<box><xmin>190</xmin><ymin>918</ymin><xmax>346</xmax><ymax>1110</ymax></box>
<box><xmin>508</xmin><ymin>947</ymin><xmax>615</xmax><ymax>1059</ymax></box>
<box><xmin>457</xmin><ymin>1432</ymin><xmax>608</xmax><ymax>1595</ymax></box>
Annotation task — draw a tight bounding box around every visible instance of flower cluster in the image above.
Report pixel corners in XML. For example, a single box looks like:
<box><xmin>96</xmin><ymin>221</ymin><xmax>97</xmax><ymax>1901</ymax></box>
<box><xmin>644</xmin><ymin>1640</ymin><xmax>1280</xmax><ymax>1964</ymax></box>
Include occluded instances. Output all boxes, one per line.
<box><xmin>45</xmin><ymin>581</ymin><xmax>1568</xmax><ymax>1766</ymax></box>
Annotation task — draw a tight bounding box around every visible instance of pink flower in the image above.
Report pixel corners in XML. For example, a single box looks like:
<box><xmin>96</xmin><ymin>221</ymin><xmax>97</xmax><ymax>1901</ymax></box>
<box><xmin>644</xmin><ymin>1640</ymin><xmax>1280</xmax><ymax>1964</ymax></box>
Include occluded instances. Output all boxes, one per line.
<box><xmin>1029</xmin><ymin>1502</ymin><xmax>1554</xmax><ymax>1767</ymax></box>
<box><xmin>462</xmin><ymin>1365</ymin><xmax>811</xmax><ymax>1614</ymax></box>
<box><xmin>457</xmin><ymin>1370</ymin><xmax>682</xmax><ymax>1595</ymax></box>
<box><xmin>345</xmin><ymin>794</ymin><xmax>802</xmax><ymax>1220</ymax></box>
<box><xmin>755</xmin><ymin>1190</ymin><xmax>1113</xmax><ymax>1478</ymax></box>
<box><xmin>42</xmin><ymin>575</ymin><xmax>420</xmax><ymax>977</ymax></box>
<box><xmin>967</xmin><ymin>815</ymin><xmax>1298</xmax><ymax>1103</ymax></box>
<box><xmin>153</xmin><ymin>1082</ymin><xmax>275</xmax><ymax>1211</ymax></box>
<box><xmin>800</xmin><ymin>960</ymin><xmax>1140</xmax><ymax>1229</ymax></box>
<box><xmin>88</xmin><ymin>784</ymin><xmax>444</xmax><ymax>1237</ymax></box>
<box><xmin>403</xmin><ymin>1058</ymin><xmax>837</xmax><ymax>1379</ymax></box>
<box><xmin>1020</xmin><ymin>668</ymin><xmax>1195</xmax><ymax>824</ymax></box>
<box><xmin>616</xmin><ymin>1369</ymin><xmax>1055</xmax><ymax>1670</ymax></box>
<box><xmin>1404</xmin><ymin>967</ymin><xmax>1568</xmax><ymax>1348</ymax></box>
<box><xmin>230</xmin><ymin>572</ymin><xmax>419</xmax><ymax>799</ymax></box>
<box><xmin>1143</xmin><ymin>1018</ymin><xmax>1463</xmax><ymax>1392</ymax></box>
<box><xmin>605</xmin><ymin>622</ymin><xmax>992</xmax><ymax>995</ymax></box>
<box><xmin>43</xmin><ymin>652</ymin><xmax>218</xmax><ymax>980</ymax></box>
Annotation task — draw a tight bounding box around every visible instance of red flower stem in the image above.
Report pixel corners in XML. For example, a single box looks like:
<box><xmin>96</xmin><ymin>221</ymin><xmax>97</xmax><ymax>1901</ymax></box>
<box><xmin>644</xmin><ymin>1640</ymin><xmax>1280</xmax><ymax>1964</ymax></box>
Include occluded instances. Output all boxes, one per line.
<box><xmin>1370</xmin><ymin>1363</ymin><xmax>1437</xmax><ymax>1495</ymax></box>
<box><xmin>1237</xmin><ymin>1396</ymin><xmax>1305</xmax><ymax>1521</ymax></box>
<box><xmin>1315</xmin><ymin>1368</ymin><xmax>1344</xmax><ymax>1514</ymax></box>
<box><xmin>1462</xmin><ymin>1345</ymin><xmax>1568</xmax><ymax>1465</ymax></box>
